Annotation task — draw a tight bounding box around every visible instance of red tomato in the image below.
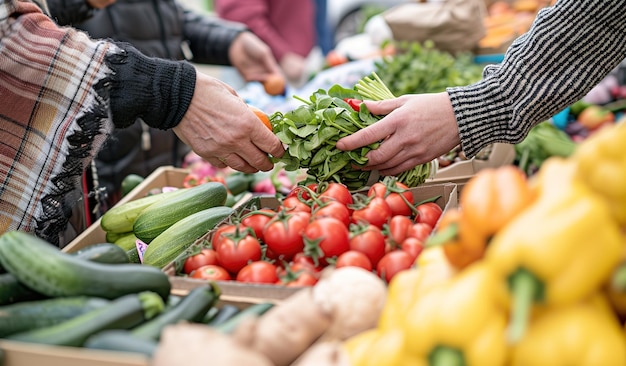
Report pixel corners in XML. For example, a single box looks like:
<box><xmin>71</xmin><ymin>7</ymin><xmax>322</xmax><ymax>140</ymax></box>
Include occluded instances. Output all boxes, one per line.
<box><xmin>335</xmin><ymin>250</ymin><xmax>373</xmax><ymax>271</ymax></box>
<box><xmin>406</xmin><ymin>222</ymin><xmax>433</xmax><ymax>242</ymax></box>
<box><xmin>351</xmin><ymin>196</ymin><xmax>392</xmax><ymax>229</ymax></box>
<box><xmin>211</xmin><ymin>224</ymin><xmax>237</xmax><ymax>248</ymax></box>
<box><xmin>214</xmin><ymin>230</ymin><xmax>263</xmax><ymax>274</ymax></box>
<box><xmin>414</xmin><ymin>202</ymin><xmax>443</xmax><ymax>228</ymax></box>
<box><xmin>278</xmin><ymin>261</ymin><xmax>320</xmax><ymax>287</ymax></box>
<box><xmin>377</xmin><ymin>250</ymin><xmax>414</xmax><ymax>283</ymax></box>
<box><xmin>303</xmin><ymin>217</ymin><xmax>350</xmax><ymax>264</ymax></box>
<box><xmin>386</xmin><ymin>215</ymin><xmax>414</xmax><ymax>246</ymax></box>
<box><xmin>280</xmin><ymin>195</ymin><xmax>312</xmax><ymax>213</ymax></box>
<box><xmin>349</xmin><ymin>224</ymin><xmax>386</xmax><ymax>267</ymax></box>
<box><xmin>318</xmin><ymin>182</ymin><xmax>353</xmax><ymax>207</ymax></box>
<box><xmin>183</xmin><ymin>248</ymin><xmax>219</xmax><ymax>275</ymax></box>
<box><xmin>190</xmin><ymin>264</ymin><xmax>231</xmax><ymax>281</ymax></box>
<box><xmin>312</xmin><ymin>200</ymin><xmax>351</xmax><ymax>227</ymax></box>
<box><xmin>241</xmin><ymin>209</ymin><xmax>275</xmax><ymax>242</ymax></box>
<box><xmin>263</xmin><ymin>211</ymin><xmax>311</xmax><ymax>259</ymax></box>
<box><xmin>286</xmin><ymin>183</ymin><xmax>318</xmax><ymax>201</ymax></box>
<box><xmin>400</xmin><ymin>237</ymin><xmax>424</xmax><ymax>262</ymax></box>
<box><xmin>236</xmin><ymin>261</ymin><xmax>279</xmax><ymax>284</ymax></box>
<box><xmin>291</xmin><ymin>252</ymin><xmax>323</xmax><ymax>273</ymax></box>
<box><xmin>285</xmin><ymin>272</ymin><xmax>319</xmax><ymax>287</ymax></box>
<box><xmin>368</xmin><ymin>181</ymin><xmax>414</xmax><ymax>217</ymax></box>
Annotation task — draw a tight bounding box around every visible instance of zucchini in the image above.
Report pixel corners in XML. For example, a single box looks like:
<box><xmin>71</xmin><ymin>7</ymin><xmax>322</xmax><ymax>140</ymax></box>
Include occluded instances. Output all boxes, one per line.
<box><xmin>6</xmin><ymin>291</ymin><xmax>164</xmax><ymax>347</ymax></box>
<box><xmin>0</xmin><ymin>296</ymin><xmax>110</xmax><ymax>337</ymax></box>
<box><xmin>142</xmin><ymin>206</ymin><xmax>234</xmax><ymax>269</ymax></box>
<box><xmin>100</xmin><ymin>187</ymin><xmax>188</xmax><ymax>234</ymax></box>
<box><xmin>114</xmin><ymin>232</ymin><xmax>139</xmax><ymax>251</ymax></box>
<box><xmin>126</xmin><ymin>247</ymin><xmax>141</xmax><ymax>264</ymax></box>
<box><xmin>0</xmin><ymin>231</ymin><xmax>171</xmax><ymax>300</ymax></box>
<box><xmin>84</xmin><ymin>330</ymin><xmax>158</xmax><ymax>357</ymax></box>
<box><xmin>130</xmin><ymin>283</ymin><xmax>220</xmax><ymax>341</ymax></box>
<box><xmin>0</xmin><ymin>273</ymin><xmax>46</xmax><ymax>306</ymax></box>
<box><xmin>133</xmin><ymin>182</ymin><xmax>228</xmax><ymax>243</ymax></box>
<box><xmin>206</xmin><ymin>304</ymin><xmax>241</xmax><ymax>326</ymax></box>
<box><xmin>224</xmin><ymin>173</ymin><xmax>253</xmax><ymax>196</ymax></box>
<box><xmin>105</xmin><ymin>230</ymin><xmax>131</xmax><ymax>243</ymax></box>
<box><xmin>71</xmin><ymin>242</ymin><xmax>130</xmax><ymax>264</ymax></box>
<box><xmin>212</xmin><ymin>302</ymin><xmax>274</xmax><ymax>334</ymax></box>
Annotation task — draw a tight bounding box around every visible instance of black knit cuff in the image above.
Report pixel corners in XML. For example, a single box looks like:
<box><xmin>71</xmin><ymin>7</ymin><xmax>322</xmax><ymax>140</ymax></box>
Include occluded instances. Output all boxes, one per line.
<box><xmin>105</xmin><ymin>43</ymin><xmax>196</xmax><ymax>130</ymax></box>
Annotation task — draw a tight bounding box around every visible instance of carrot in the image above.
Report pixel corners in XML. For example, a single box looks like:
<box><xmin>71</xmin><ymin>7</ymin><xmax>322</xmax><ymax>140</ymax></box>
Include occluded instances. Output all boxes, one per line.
<box><xmin>262</xmin><ymin>74</ymin><xmax>286</xmax><ymax>96</ymax></box>
<box><xmin>249</xmin><ymin>105</ymin><xmax>272</xmax><ymax>131</ymax></box>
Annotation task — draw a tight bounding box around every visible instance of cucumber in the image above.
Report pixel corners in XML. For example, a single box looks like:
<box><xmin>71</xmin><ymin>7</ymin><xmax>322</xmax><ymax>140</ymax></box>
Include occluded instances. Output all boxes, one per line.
<box><xmin>105</xmin><ymin>230</ymin><xmax>131</xmax><ymax>244</ymax></box>
<box><xmin>84</xmin><ymin>330</ymin><xmax>158</xmax><ymax>357</ymax></box>
<box><xmin>130</xmin><ymin>283</ymin><xmax>220</xmax><ymax>341</ymax></box>
<box><xmin>133</xmin><ymin>182</ymin><xmax>228</xmax><ymax>244</ymax></box>
<box><xmin>6</xmin><ymin>291</ymin><xmax>164</xmax><ymax>347</ymax></box>
<box><xmin>126</xmin><ymin>247</ymin><xmax>141</xmax><ymax>264</ymax></box>
<box><xmin>100</xmin><ymin>187</ymin><xmax>188</xmax><ymax>234</ymax></box>
<box><xmin>0</xmin><ymin>273</ymin><xmax>46</xmax><ymax>306</ymax></box>
<box><xmin>71</xmin><ymin>242</ymin><xmax>130</xmax><ymax>264</ymax></box>
<box><xmin>224</xmin><ymin>173</ymin><xmax>253</xmax><ymax>196</ymax></box>
<box><xmin>206</xmin><ymin>304</ymin><xmax>241</xmax><ymax>326</ymax></box>
<box><xmin>142</xmin><ymin>206</ymin><xmax>234</xmax><ymax>269</ymax></box>
<box><xmin>114</xmin><ymin>232</ymin><xmax>139</xmax><ymax>251</ymax></box>
<box><xmin>0</xmin><ymin>296</ymin><xmax>110</xmax><ymax>337</ymax></box>
<box><xmin>212</xmin><ymin>302</ymin><xmax>274</xmax><ymax>334</ymax></box>
<box><xmin>0</xmin><ymin>231</ymin><xmax>171</xmax><ymax>300</ymax></box>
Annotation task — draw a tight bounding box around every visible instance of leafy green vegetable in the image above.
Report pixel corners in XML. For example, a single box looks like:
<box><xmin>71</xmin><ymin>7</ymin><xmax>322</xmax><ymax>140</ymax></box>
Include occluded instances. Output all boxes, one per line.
<box><xmin>514</xmin><ymin>121</ymin><xmax>577</xmax><ymax>176</ymax></box>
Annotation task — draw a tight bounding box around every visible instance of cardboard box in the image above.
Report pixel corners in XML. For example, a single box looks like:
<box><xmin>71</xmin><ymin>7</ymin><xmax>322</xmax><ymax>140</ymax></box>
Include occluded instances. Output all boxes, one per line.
<box><xmin>62</xmin><ymin>166</ymin><xmax>190</xmax><ymax>253</ymax></box>
<box><xmin>423</xmin><ymin>143</ymin><xmax>516</xmax><ymax>191</ymax></box>
<box><xmin>164</xmin><ymin>183</ymin><xmax>458</xmax><ymax>300</ymax></box>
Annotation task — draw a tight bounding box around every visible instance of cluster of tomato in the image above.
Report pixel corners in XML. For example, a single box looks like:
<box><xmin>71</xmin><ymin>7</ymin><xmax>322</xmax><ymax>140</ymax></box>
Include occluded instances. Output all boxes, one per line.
<box><xmin>182</xmin><ymin>180</ymin><xmax>443</xmax><ymax>286</ymax></box>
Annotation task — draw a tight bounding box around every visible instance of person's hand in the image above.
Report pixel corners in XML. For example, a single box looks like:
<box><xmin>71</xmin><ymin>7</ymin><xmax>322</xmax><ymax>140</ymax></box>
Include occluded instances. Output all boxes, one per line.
<box><xmin>173</xmin><ymin>72</ymin><xmax>285</xmax><ymax>173</ymax></box>
<box><xmin>336</xmin><ymin>92</ymin><xmax>461</xmax><ymax>176</ymax></box>
<box><xmin>86</xmin><ymin>0</ymin><xmax>116</xmax><ymax>9</ymax></box>
<box><xmin>279</xmin><ymin>52</ymin><xmax>307</xmax><ymax>87</ymax></box>
<box><xmin>228</xmin><ymin>31</ymin><xmax>282</xmax><ymax>83</ymax></box>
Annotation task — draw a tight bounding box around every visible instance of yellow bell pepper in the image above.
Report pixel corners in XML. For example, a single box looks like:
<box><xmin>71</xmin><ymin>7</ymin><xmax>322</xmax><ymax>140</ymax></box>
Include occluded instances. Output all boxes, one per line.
<box><xmin>485</xmin><ymin>158</ymin><xmax>624</xmax><ymax>343</ymax></box>
<box><xmin>607</xmin><ymin>258</ymin><xmax>626</xmax><ymax>321</ymax></box>
<box><xmin>572</xmin><ymin>120</ymin><xmax>626</xmax><ymax>225</ymax></box>
<box><xmin>510</xmin><ymin>293</ymin><xmax>626</xmax><ymax>366</ymax></box>
<box><xmin>344</xmin><ymin>328</ymin><xmax>417</xmax><ymax>366</ymax></box>
<box><xmin>378</xmin><ymin>246</ymin><xmax>457</xmax><ymax>331</ymax></box>
<box><xmin>403</xmin><ymin>263</ymin><xmax>509</xmax><ymax>366</ymax></box>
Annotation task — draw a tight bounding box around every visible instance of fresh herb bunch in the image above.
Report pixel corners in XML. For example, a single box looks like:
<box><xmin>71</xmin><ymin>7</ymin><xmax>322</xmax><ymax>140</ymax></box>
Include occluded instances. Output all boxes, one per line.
<box><xmin>269</xmin><ymin>73</ymin><xmax>435</xmax><ymax>190</ymax></box>
<box><xmin>374</xmin><ymin>40</ymin><xmax>484</xmax><ymax>96</ymax></box>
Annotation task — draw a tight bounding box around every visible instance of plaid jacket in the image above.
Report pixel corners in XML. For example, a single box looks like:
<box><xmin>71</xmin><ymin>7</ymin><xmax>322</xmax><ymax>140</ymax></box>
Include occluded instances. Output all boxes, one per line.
<box><xmin>0</xmin><ymin>0</ymin><xmax>195</xmax><ymax>246</ymax></box>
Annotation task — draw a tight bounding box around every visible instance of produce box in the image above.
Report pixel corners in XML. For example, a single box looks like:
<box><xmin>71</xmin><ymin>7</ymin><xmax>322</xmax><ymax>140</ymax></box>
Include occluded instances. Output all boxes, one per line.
<box><xmin>423</xmin><ymin>143</ymin><xmax>516</xmax><ymax>191</ymax></box>
<box><xmin>164</xmin><ymin>183</ymin><xmax>459</xmax><ymax>299</ymax></box>
<box><xmin>62</xmin><ymin>166</ymin><xmax>190</xmax><ymax>253</ymax></box>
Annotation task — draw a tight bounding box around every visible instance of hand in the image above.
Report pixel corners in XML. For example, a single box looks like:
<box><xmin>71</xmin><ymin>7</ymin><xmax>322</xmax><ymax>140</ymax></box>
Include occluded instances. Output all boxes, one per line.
<box><xmin>86</xmin><ymin>0</ymin><xmax>116</xmax><ymax>9</ymax></box>
<box><xmin>336</xmin><ymin>92</ymin><xmax>461</xmax><ymax>176</ymax></box>
<box><xmin>279</xmin><ymin>52</ymin><xmax>307</xmax><ymax>87</ymax></box>
<box><xmin>228</xmin><ymin>31</ymin><xmax>282</xmax><ymax>83</ymax></box>
<box><xmin>173</xmin><ymin>72</ymin><xmax>285</xmax><ymax>173</ymax></box>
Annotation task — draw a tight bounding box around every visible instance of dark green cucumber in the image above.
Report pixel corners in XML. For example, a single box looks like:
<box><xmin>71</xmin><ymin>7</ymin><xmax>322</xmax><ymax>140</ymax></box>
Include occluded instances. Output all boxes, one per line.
<box><xmin>0</xmin><ymin>231</ymin><xmax>171</xmax><ymax>300</ymax></box>
<box><xmin>133</xmin><ymin>182</ymin><xmax>228</xmax><ymax>243</ymax></box>
<box><xmin>6</xmin><ymin>291</ymin><xmax>164</xmax><ymax>347</ymax></box>
<box><xmin>0</xmin><ymin>273</ymin><xmax>46</xmax><ymax>306</ymax></box>
<box><xmin>126</xmin><ymin>247</ymin><xmax>141</xmax><ymax>264</ymax></box>
<box><xmin>224</xmin><ymin>173</ymin><xmax>253</xmax><ymax>196</ymax></box>
<box><xmin>0</xmin><ymin>296</ymin><xmax>110</xmax><ymax>337</ymax></box>
<box><xmin>101</xmin><ymin>187</ymin><xmax>189</xmax><ymax>234</ymax></box>
<box><xmin>130</xmin><ymin>283</ymin><xmax>220</xmax><ymax>341</ymax></box>
<box><xmin>213</xmin><ymin>302</ymin><xmax>274</xmax><ymax>334</ymax></box>
<box><xmin>71</xmin><ymin>242</ymin><xmax>130</xmax><ymax>264</ymax></box>
<box><xmin>206</xmin><ymin>304</ymin><xmax>241</xmax><ymax>326</ymax></box>
<box><xmin>142</xmin><ymin>206</ymin><xmax>234</xmax><ymax>269</ymax></box>
<box><xmin>84</xmin><ymin>330</ymin><xmax>158</xmax><ymax>357</ymax></box>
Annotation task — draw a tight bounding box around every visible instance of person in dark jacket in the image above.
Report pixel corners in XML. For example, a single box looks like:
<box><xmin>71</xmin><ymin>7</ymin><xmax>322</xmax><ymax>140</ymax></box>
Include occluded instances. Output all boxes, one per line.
<box><xmin>48</xmin><ymin>0</ymin><xmax>284</xmax><ymax>211</ymax></box>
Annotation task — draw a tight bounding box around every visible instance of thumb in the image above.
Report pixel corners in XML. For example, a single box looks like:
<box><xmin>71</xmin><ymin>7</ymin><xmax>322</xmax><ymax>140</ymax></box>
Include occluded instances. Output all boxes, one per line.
<box><xmin>363</xmin><ymin>98</ymin><xmax>404</xmax><ymax>116</ymax></box>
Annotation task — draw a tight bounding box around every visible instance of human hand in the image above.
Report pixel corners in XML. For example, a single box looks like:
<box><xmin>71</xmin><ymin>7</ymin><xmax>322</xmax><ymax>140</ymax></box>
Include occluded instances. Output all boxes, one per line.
<box><xmin>173</xmin><ymin>72</ymin><xmax>285</xmax><ymax>173</ymax></box>
<box><xmin>336</xmin><ymin>92</ymin><xmax>461</xmax><ymax>176</ymax></box>
<box><xmin>279</xmin><ymin>52</ymin><xmax>307</xmax><ymax>87</ymax></box>
<box><xmin>229</xmin><ymin>31</ymin><xmax>282</xmax><ymax>83</ymax></box>
<box><xmin>86</xmin><ymin>0</ymin><xmax>115</xmax><ymax>9</ymax></box>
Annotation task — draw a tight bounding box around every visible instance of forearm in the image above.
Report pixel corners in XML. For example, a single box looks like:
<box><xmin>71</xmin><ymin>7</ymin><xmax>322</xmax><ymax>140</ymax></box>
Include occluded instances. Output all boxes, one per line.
<box><xmin>447</xmin><ymin>0</ymin><xmax>626</xmax><ymax>157</ymax></box>
<box><xmin>47</xmin><ymin>0</ymin><xmax>95</xmax><ymax>26</ymax></box>
<box><xmin>182</xmin><ymin>10</ymin><xmax>247</xmax><ymax>66</ymax></box>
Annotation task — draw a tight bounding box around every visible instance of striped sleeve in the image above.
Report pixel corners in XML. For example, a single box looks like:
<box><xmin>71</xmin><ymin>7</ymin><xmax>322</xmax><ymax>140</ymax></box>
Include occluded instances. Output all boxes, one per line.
<box><xmin>447</xmin><ymin>0</ymin><xmax>626</xmax><ymax>157</ymax></box>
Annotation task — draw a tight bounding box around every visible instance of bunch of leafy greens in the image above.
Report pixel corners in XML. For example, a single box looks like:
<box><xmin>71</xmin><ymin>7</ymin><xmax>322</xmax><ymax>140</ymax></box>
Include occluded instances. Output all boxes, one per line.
<box><xmin>374</xmin><ymin>40</ymin><xmax>484</xmax><ymax>96</ymax></box>
<box><xmin>514</xmin><ymin>121</ymin><xmax>577</xmax><ymax>176</ymax></box>
<box><xmin>269</xmin><ymin>73</ymin><xmax>435</xmax><ymax>191</ymax></box>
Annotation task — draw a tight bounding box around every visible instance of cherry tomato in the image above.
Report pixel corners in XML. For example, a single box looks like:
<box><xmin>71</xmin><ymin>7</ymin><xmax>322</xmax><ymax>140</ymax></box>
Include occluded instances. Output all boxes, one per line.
<box><xmin>414</xmin><ymin>202</ymin><xmax>443</xmax><ymax>228</ymax></box>
<box><xmin>377</xmin><ymin>250</ymin><xmax>414</xmax><ymax>283</ymax></box>
<box><xmin>183</xmin><ymin>248</ymin><xmax>219</xmax><ymax>275</ymax></box>
<box><xmin>335</xmin><ymin>250</ymin><xmax>373</xmax><ymax>271</ymax></box>
<box><xmin>351</xmin><ymin>196</ymin><xmax>392</xmax><ymax>229</ymax></box>
<box><xmin>406</xmin><ymin>222</ymin><xmax>434</xmax><ymax>242</ymax></box>
<box><xmin>236</xmin><ymin>261</ymin><xmax>279</xmax><ymax>284</ymax></box>
<box><xmin>369</xmin><ymin>181</ymin><xmax>414</xmax><ymax>217</ymax></box>
<box><xmin>400</xmin><ymin>237</ymin><xmax>424</xmax><ymax>262</ymax></box>
<box><xmin>214</xmin><ymin>229</ymin><xmax>263</xmax><ymax>274</ymax></box>
<box><xmin>303</xmin><ymin>217</ymin><xmax>350</xmax><ymax>265</ymax></box>
<box><xmin>285</xmin><ymin>272</ymin><xmax>319</xmax><ymax>287</ymax></box>
<box><xmin>311</xmin><ymin>200</ymin><xmax>351</xmax><ymax>227</ymax></box>
<box><xmin>263</xmin><ymin>211</ymin><xmax>311</xmax><ymax>260</ymax></box>
<box><xmin>241</xmin><ymin>209</ymin><xmax>275</xmax><ymax>242</ymax></box>
<box><xmin>190</xmin><ymin>264</ymin><xmax>231</xmax><ymax>281</ymax></box>
<box><xmin>386</xmin><ymin>215</ymin><xmax>414</xmax><ymax>246</ymax></box>
<box><xmin>349</xmin><ymin>224</ymin><xmax>386</xmax><ymax>267</ymax></box>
